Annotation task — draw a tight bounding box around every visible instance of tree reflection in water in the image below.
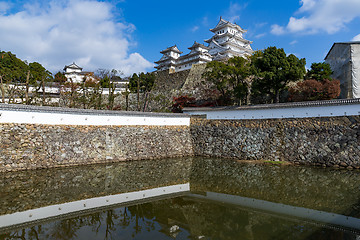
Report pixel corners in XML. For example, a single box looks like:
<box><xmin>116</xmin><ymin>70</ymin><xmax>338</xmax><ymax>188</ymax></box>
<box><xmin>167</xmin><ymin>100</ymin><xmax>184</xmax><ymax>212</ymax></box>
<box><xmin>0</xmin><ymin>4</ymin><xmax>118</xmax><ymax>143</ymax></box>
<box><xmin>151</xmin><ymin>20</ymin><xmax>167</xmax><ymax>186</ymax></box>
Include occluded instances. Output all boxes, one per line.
<box><xmin>1</xmin><ymin>196</ymin><xmax>359</xmax><ymax>240</ymax></box>
<box><xmin>2</xmin><ymin>157</ymin><xmax>360</xmax><ymax>239</ymax></box>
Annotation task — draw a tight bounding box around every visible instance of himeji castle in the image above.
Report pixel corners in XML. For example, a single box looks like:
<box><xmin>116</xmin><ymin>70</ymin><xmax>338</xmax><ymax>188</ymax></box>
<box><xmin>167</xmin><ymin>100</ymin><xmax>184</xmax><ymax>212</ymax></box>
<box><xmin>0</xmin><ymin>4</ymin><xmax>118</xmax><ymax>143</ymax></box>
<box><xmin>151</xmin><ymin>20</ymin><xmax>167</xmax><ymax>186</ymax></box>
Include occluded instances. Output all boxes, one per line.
<box><xmin>155</xmin><ymin>17</ymin><xmax>253</xmax><ymax>73</ymax></box>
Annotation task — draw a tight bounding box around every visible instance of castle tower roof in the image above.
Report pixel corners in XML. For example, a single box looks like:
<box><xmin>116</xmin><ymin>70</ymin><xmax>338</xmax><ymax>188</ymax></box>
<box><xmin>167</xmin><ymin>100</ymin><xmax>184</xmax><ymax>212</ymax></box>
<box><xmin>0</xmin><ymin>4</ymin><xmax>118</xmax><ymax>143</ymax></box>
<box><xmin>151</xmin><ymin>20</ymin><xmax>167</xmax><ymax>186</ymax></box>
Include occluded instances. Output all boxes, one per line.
<box><xmin>210</xmin><ymin>16</ymin><xmax>247</xmax><ymax>34</ymax></box>
<box><xmin>63</xmin><ymin>62</ymin><xmax>82</xmax><ymax>71</ymax></box>
<box><xmin>160</xmin><ymin>45</ymin><xmax>183</xmax><ymax>54</ymax></box>
<box><xmin>188</xmin><ymin>41</ymin><xmax>209</xmax><ymax>50</ymax></box>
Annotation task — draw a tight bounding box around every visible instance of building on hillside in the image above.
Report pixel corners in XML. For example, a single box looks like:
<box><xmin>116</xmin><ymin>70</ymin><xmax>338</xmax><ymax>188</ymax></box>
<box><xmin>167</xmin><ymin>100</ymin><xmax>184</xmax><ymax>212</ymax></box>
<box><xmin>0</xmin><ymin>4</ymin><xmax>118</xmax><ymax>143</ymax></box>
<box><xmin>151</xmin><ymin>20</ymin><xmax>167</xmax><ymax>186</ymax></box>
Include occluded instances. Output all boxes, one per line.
<box><xmin>325</xmin><ymin>42</ymin><xmax>360</xmax><ymax>99</ymax></box>
<box><xmin>175</xmin><ymin>42</ymin><xmax>213</xmax><ymax>72</ymax></box>
<box><xmin>155</xmin><ymin>17</ymin><xmax>253</xmax><ymax>73</ymax></box>
<box><xmin>63</xmin><ymin>62</ymin><xmax>95</xmax><ymax>83</ymax></box>
<box><xmin>154</xmin><ymin>46</ymin><xmax>183</xmax><ymax>72</ymax></box>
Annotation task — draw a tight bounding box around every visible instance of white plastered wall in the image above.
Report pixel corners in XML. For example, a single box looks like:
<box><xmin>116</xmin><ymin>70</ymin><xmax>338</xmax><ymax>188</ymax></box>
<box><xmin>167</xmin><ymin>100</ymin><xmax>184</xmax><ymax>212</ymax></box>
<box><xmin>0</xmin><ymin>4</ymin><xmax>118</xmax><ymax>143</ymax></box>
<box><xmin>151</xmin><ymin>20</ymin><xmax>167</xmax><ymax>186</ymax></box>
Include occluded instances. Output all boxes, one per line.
<box><xmin>351</xmin><ymin>44</ymin><xmax>360</xmax><ymax>98</ymax></box>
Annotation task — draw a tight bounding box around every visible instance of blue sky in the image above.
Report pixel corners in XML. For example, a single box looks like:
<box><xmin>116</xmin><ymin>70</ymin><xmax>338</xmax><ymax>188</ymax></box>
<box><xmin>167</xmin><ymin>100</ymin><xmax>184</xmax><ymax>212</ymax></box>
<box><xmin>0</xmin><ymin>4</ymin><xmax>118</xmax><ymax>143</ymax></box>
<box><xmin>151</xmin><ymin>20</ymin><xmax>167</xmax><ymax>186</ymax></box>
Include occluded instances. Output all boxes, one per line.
<box><xmin>1</xmin><ymin>0</ymin><xmax>360</xmax><ymax>76</ymax></box>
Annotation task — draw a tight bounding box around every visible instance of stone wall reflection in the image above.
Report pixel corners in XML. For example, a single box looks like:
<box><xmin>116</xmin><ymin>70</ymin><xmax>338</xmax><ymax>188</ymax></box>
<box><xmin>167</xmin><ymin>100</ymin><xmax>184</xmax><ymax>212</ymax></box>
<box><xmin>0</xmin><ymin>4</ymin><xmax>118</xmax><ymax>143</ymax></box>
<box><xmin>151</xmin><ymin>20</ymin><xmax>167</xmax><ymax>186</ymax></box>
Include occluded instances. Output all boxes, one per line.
<box><xmin>190</xmin><ymin>158</ymin><xmax>360</xmax><ymax>216</ymax></box>
<box><xmin>0</xmin><ymin>158</ymin><xmax>192</xmax><ymax>215</ymax></box>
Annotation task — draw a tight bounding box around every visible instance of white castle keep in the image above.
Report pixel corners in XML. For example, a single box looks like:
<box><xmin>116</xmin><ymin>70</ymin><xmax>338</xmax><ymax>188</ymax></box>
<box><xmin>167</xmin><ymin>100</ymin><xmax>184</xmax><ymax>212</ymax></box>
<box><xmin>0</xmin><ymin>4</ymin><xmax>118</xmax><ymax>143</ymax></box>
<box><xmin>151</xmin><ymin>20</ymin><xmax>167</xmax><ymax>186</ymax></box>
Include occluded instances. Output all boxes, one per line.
<box><xmin>155</xmin><ymin>17</ymin><xmax>253</xmax><ymax>73</ymax></box>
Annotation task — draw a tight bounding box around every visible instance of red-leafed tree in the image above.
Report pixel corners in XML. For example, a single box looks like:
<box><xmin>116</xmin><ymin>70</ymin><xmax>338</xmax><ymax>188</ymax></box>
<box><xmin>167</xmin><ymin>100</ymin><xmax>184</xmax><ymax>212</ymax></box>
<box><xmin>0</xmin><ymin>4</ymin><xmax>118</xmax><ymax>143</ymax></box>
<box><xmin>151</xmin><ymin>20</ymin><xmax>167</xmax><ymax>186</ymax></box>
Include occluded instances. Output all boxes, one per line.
<box><xmin>289</xmin><ymin>79</ymin><xmax>340</xmax><ymax>102</ymax></box>
<box><xmin>288</xmin><ymin>62</ymin><xmax>340</xmax><ymax>102</ymax></box>
<box><xmin>171</xmin><ymin>95</ymin><xmax>196</xmax><ymax>113</ymax></box>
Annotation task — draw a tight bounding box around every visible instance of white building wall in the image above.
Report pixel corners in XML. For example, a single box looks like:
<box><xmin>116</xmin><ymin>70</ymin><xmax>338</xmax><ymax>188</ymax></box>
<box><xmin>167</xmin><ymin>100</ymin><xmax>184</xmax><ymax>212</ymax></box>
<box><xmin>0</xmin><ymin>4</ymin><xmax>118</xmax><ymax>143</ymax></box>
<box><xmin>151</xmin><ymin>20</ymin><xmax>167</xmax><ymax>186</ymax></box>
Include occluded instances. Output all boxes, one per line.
<box><xmin>351</xmin><ymin>44</ymin><xmax>360</xmax><ymax>98</ymax></box>
<box><xmin>0</xmin><ymin>106</ymin><xmax>191</xmax><ymax>126</ymax></box>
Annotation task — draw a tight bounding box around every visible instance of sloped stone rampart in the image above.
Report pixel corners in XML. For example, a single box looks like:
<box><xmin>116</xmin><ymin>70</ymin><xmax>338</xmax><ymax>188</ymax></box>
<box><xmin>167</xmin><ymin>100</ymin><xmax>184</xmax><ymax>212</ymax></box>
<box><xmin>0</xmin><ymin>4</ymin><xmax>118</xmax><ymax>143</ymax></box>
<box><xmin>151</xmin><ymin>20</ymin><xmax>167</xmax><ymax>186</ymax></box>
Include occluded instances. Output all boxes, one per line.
<box><xmin>152</xmin><ymin>69</ymin><xmax>191</xmax><ymax>92</ymax></box>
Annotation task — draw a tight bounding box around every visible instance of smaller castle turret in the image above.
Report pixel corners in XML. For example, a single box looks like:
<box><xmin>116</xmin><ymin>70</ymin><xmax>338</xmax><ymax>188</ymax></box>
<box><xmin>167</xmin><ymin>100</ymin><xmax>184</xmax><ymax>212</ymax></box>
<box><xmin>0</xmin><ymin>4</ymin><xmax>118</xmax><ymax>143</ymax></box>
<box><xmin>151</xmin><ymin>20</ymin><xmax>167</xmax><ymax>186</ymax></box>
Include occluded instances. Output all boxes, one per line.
<box><xmin>154</xmin><ymin>45</ymin><xmax>182</xmax><ymax>73</ymax></box>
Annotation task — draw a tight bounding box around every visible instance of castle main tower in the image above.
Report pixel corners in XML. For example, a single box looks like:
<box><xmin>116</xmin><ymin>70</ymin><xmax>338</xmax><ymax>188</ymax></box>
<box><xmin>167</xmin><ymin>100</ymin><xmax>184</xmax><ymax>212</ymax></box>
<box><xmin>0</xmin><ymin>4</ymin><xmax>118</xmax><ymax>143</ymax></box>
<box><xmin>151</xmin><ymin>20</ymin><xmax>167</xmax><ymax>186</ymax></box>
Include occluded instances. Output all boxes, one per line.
<box><xmin>205</xmin><ymin>17</ymin><xmax>253</xmax><ymax>60</ymax></box>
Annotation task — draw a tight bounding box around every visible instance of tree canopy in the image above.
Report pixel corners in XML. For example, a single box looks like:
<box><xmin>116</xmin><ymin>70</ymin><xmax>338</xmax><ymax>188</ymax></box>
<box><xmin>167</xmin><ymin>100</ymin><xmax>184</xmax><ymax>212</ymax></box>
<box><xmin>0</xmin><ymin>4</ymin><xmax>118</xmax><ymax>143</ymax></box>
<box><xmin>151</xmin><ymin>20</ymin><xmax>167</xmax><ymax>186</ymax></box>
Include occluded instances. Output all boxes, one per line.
<box><xmin>289</xmin><ymin>62</ymin><xmax>340</xmax><ymax>101</ymax></box>
<box><xmin>305</xmin><ymin>62</ymin><xmax>333</xmax><ymax>81</ymax></box>
<box><xmin>54</xmin><ymin>71</ymin><xmax>67</xmax><ymax>83</ymax></box>
<box><xmin>0</xmin><ymin>51</ymin><xmax>28</xmax><ymax>82</ymax></box>
<box><xmin>128</xmin><ymin>72</ymin><xmax>155</xmax><ymax>93</ymax></box>
<box><xmin>202</xmin><ymin>57</ymin><xmax>251</xmax><ymax>106</ymax></box>
<box><xmin>29</xmin><ymin>62</ymin><xmax>52</xmax><ymax>84</ymax></box>
<box><xmin>0</xmin><ymin>51</ymin><xmax>52</xmax><ymax>84</ymax></box>
<box><xmin>251</xmin><ymin>47</ymin><xmax>306</xmax><ymax>103</ymax></box>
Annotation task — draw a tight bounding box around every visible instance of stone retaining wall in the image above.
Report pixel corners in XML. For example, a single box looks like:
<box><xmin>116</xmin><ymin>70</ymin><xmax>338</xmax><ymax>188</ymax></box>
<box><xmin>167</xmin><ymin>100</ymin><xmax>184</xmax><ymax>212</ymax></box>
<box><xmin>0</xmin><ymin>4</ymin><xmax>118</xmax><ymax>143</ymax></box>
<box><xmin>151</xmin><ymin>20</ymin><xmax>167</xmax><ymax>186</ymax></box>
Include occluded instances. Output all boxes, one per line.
<box><xmin>1</xmin><ymin>104</ymin><xmax>359</xmax><ymax>172</ymax></box>
<box><xmin>0</xmin><ymin>123</ymin><xmax>193</xmax><ymax>172</ymax></box>
<box><xmin>190</xmin><ymin>116</ymin><xmax>360</xmax><ymax>168</ymax></box>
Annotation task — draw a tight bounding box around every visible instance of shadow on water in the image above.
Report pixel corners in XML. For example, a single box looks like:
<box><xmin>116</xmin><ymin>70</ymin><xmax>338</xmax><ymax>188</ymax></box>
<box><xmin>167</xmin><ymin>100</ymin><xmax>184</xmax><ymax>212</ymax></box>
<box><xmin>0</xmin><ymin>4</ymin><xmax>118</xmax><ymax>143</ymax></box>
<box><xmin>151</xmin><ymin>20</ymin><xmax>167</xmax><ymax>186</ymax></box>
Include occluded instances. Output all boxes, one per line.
<box><xmin>1</xmin><ymin>157</ymin><xmax>360</xmax><ymax>239</ymax></box>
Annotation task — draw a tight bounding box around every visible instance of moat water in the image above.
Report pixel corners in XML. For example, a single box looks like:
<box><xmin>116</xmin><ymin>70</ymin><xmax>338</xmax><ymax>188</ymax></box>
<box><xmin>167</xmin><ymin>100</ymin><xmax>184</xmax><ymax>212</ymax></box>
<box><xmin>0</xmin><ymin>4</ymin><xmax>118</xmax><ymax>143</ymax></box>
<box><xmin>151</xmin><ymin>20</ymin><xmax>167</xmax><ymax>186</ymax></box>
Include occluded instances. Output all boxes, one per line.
<box><xmin>1</xmin><ymin>157</ymin><xmax>360</xmax><ymax>239</ymax></box>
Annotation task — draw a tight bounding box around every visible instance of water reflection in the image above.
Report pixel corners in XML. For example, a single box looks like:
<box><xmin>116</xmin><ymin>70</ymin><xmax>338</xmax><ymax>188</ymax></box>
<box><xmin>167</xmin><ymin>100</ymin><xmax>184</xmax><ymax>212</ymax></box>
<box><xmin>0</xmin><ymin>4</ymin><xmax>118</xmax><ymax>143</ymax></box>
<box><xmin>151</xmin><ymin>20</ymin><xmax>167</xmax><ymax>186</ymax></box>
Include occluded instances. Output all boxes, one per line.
<box><xmin>1</xmin><ymin>197</ymin><xmax>359</xmax><ymax>240</ymax></box>
<box><xmin>0</xmin><ymin>158</ymin><xmax>191</xmax><ymax>215</ymax></box>
<box><xmin>190</xmin><ymin>158</ymin><xmax>360</xmax><ymax>216</ymax></box>
<box><xmin>1</xmin><ymin>157</ymin><xmax>360</xmax><ymax>239</ymax></box>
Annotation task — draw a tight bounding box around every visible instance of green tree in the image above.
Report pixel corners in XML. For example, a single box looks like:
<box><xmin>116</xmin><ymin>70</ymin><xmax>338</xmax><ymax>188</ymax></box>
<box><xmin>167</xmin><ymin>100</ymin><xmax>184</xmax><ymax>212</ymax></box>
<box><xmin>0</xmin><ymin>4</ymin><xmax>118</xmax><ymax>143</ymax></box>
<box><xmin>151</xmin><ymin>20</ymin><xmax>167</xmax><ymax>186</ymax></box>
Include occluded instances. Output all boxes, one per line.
<box><xmin>29</xmin><ymin>62</ymin><xmax>52</xmax><ymax>84</ymax></box>
<box><xmin>128</xmin><ymin>72</ymin><xmax>155</xmax><ymax>93</ymax></box>
<box><xmin>203</xmin><ymin>57</ymin><xmax>251</xmax><ymax>106</ymax></box>
<box><xmin>289</xmin><ymin>62</ymin><xmax>339</xmax><ymax>102</ymax></box>
<box><xmin>227</xmin><ymin>56</ymin><xmax>251</xmax><ymax>105</ymax></box>
<box><xmin>0</xmin><ymin>51</ymin><xmax>53</xmax><ymax>104</ymax></box>
<box><xmin>0</xmin><ymin>51</ymin><xmax>28</xmax><ymax>83</ymax></box>
<box><xmin>305</xmin><ymin>62</ymin><xmax>333</xmax><ymax>81</ymax></box>
<box><xmin>251</xmin><ymin>47</ymin><xmax>306</xmax><ymax>103</ymax></box>
<box><xmin>128</xmin><ymin>73</ymin><xmax>139</xmax><ymax>93</ymax></box>
<box><xmin>54</xmin><ymin>71</ymin><xmax>67</xmax><ymax>83</ymax></box>
<box><xmin>202</xmin><ymin>61</ymin><xmax>232</xmax><ymax>105</ymax></box>
<box><xmin>128</xmin><ymin>72</ymin><xmax>155</xmax><ymax>111</ymax></box>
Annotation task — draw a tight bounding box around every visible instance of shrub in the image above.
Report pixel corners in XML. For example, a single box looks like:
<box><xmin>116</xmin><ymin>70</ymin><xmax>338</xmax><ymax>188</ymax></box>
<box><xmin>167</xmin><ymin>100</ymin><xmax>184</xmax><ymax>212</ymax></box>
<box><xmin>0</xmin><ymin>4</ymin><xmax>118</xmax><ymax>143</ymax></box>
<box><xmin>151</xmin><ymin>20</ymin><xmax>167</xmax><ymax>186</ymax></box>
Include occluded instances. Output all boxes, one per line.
<box><xmin>288</xmin><ymin>79</ymin><xmax>340</xmax><ymax>102</ymax></box>
<box><xmin>171</xmin><ymin>95</ymin><xmax>196</xmax><ymax>113</ymax></box>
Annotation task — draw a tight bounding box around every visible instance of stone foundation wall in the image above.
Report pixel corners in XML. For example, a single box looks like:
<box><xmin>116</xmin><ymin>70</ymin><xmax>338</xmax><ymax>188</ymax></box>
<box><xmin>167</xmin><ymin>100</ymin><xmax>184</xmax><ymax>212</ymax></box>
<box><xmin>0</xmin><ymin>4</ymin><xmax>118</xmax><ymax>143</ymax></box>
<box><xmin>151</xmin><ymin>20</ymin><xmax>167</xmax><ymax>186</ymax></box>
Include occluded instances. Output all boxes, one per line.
<box><xmin>1</xmin><ymin>105</ymin><xmax>359</xmax><ymax>172</ymax></box>
<box><xmin>190</xmin><ymin>116</ymin><xmax>360</xmax><ymax>168</ymax></box>
<box><xmin>0</xmin><ymin>124</ymin><xmax>193</xmax><ymax>172</ymax></box>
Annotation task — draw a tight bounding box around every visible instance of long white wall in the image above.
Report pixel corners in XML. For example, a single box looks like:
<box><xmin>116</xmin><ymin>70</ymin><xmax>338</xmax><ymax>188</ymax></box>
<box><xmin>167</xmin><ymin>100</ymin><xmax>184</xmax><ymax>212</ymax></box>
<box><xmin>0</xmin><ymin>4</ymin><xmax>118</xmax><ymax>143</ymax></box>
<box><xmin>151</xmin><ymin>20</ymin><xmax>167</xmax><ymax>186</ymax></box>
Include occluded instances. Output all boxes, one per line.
<box><xmin>183</xmin><ymin>99</ymin><xmax>360</xmax><ymax>120</ymax></box>
<box><xmin>0</xmin><ymin>105</ymin><xmax>190</xmax><ymax>126</ymax></box>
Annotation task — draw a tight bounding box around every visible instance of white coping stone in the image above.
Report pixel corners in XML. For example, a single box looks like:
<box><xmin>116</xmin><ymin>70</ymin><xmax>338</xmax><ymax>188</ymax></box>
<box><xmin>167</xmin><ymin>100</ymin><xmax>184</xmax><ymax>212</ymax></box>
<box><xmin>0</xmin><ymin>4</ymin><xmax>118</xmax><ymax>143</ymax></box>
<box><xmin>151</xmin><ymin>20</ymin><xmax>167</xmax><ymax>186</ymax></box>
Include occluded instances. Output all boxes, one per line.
<box><xmin>184</xmin><ymin>104</ymin><xmax>360</xmax><ymax>120</ymax></box>
<box><xmin>0</xmin><ymin>183</ymin><xmax>190</xmax><ymax>229</ymax></box>
<box><xmin>0</xmin><ymin>110</ymin><xmax>190</xmax><ymax>126</ymax></box>
<box><xmin>190</xmin><ymin>192</ymin><xmax>360</xmax><ymax>230</ymax></box>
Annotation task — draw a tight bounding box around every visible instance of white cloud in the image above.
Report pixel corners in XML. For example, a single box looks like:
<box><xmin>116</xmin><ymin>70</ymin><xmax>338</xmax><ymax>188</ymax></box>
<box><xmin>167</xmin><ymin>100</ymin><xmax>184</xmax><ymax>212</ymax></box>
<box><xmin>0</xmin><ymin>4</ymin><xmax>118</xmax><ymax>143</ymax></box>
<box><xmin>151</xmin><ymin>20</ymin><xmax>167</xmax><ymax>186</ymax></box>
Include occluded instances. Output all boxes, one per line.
<box><xmin>271</xmin><ymin>0</ymin><xmax>360</xmax><ymax>35</ymax></box>
<box><xmin>0</xmin><ymin>0</ymin><xmax>152</xmax><ymax>75</ymax></box>
<box><xmin>290</xmin><ymin>40</ymin><xmax>298</xmax><ymax>45</ymax></box>
<box><xmin>255</xmin><ymin>22</ymin><xmax>267</xmax><ymax>28</ymax></box>
<box><xmin>224</xmin><ymin>2</ymin><xmax>247</xmax><ymax>23</ymax></box>
<box><xmin>270</xmin><ymin>24</ymin><xmax>286</xmax><ymax>35</ymax></box>
<box><xmin>191</xmin><ymin>26</ymin><xmax>199</xmax><ymax>32</ymax></box>
<box><xmin>254</xmin><ymin>33</ymin><xmax>266</xmax><ymax>39</ymax></box>
<box><xmin>202</xmin><ymin>16</ymin><xmax>209</xmax><ymax>26</ymax></box>
<box><xmin>352</xmin><ymin>34</ymin><xmax>360</xmax><ymax>41</ymax></box>
<box><xmin>297</xmin><ymin>0</ymin><xmax>316</xmax><ymax>12</ymax></box>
